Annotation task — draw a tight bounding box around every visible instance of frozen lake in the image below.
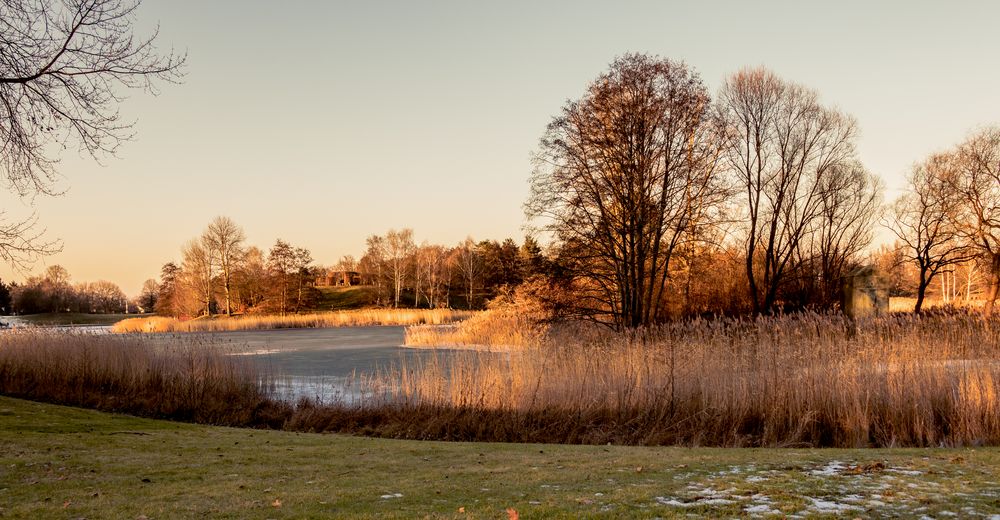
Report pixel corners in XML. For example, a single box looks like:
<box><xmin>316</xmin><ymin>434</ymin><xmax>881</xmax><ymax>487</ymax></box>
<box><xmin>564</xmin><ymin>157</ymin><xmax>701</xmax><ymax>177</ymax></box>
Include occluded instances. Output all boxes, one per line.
<box><xmin>145</xmin><ymin>325</ymin><xmax>453</xmax><ymax>403</ymax></box>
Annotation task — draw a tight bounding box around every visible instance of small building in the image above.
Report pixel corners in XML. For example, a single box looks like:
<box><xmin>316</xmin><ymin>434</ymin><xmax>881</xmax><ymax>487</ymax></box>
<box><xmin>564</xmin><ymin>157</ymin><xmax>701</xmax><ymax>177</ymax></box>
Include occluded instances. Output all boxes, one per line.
<box><xmin>315</xmin><ymin>270</ymin><xmax>362</xmax><ymax>287</ymax></box>
<box><xmin>842</xmin><ymin>265</ymin><xmax>889</xmax><ymax>318</ymax></box>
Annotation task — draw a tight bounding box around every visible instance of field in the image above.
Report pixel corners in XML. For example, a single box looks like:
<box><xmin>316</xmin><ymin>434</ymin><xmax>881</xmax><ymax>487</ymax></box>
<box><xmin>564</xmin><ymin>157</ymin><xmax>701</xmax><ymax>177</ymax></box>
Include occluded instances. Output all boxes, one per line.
<box><xmin>2</xmin><ymin>396</ymin><xmax>1000</xmax><ymax>519</ymax></box>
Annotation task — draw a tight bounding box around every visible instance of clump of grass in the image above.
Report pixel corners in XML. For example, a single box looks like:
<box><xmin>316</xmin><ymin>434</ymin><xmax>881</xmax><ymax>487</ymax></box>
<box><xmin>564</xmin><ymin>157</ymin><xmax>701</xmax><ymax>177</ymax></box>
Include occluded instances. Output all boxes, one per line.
<box><xmin>111</xmin><ymin>308</ymin><xmax>474</xmax><ymax>333</ymax></box>
<box><xmin>0</xmin><ymin>329</ymin><xmax>288</xmax><ymax>426</ymax></box>
<box><xmin>404</xmin><ymin>309</ymin><xmax>547</xmax><ymax>350</ymax></box>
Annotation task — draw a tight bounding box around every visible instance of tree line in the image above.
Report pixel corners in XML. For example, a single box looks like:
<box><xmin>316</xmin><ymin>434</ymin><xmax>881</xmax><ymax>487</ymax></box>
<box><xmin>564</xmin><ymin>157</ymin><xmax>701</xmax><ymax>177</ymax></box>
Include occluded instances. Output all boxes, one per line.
<box><xmin>1</xmin><ymin>265</ymin><xmax>130</xmax><ymax>315</ymax></box>
<box><xmin>526</xmin><ymin>53</ymin><xmax>999</xmax><ymax>328</ymax></box>
<box><xmin>148</xmin><ymin>218</ymin><xmax>547</xmax><ymax>317</ymax></box>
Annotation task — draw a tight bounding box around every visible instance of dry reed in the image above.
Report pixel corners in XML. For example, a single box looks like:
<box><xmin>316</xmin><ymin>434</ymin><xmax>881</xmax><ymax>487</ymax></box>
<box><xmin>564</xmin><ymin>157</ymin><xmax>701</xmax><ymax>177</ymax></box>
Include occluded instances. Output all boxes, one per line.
<box><xmin>377</xmin><ymin>311</ymin><xmax>1000</xmax><ymax>447</ymax></box>
<box><xmin>111</xmin><ymin>308</ymin><xmax>475</xmax><ymax>333</ymax></box>
<box><xmin>0</xmin><ymin>329</ymin><xmax>289</xmax><ymax>426</ymax></box>
<box><xmin>404</xmin><ymin>308</ymin><xmax>547</xmax><ymax>350</ymax></box>
<box><xmin>7</xmin><ymin>312</ymin><xmax>1000</xmax><ymax>447</ymax></box>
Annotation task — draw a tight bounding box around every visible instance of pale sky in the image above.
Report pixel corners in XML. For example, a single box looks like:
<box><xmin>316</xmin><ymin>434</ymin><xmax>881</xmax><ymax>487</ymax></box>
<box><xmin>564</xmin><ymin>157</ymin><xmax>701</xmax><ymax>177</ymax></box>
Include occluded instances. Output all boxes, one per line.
<box><xmin>2</xmin><ymin>0</ymin><xmax>998</xmax><ymax>295</ymax></box>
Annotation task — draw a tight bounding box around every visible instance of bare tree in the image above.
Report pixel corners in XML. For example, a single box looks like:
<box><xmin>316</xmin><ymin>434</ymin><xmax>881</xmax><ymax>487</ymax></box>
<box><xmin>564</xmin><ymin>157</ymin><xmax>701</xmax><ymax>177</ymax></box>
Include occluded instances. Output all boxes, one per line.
<box><xmin>233</xmin><ymin>246</ymin><xmax>267</xmax><ymax>311</ymax></box>
<box><xmin>202</xmin><ymin>216</ymin><xmax>245</xmax><ymax>316</ymax></box>
<box><xmin>887</xmin><ymin>153</ymin><xmax>972</xmax><ymax>313</ymax></box>
<box><xmin>454</xmin><ymin>237</ymin><xmax>483</xmax><ymax>310</ymax></box>
<box><xmin>384</xmin><ymin>229</ymin><xmax>414</xmax><ymax>308</ymax></box>
<box><xmin>718</xmin><ymin>67</ymin><xmax>862</xmax><ymax>314</ymax></box>
<box><xmin>360</xmin><ymin>235</ymin><xmax>388</xmax><ymax>305</ymax></box>
<box><xmin>948</xmin><ymin>127</ymin><xmax>1000</xmax><ymax>314</ymax></box>
<box><xmin>805</xmin><ymin>161</ymin><xmax>883</xmax><ymax>305</ymax></box>
<box><xmin>292</xmin><ymin>246</ymin><xmax>313</xmax><ymax>312</ymax></box>
<box><xmin>1</xmin><ymin>0</ymin><xmax>184</xmax><ymax>261</ymax></box>
<box><xmin>527</xmin><ymin>54</ymin><xmax>725</xmax><ymax>328</ymax></box>
<box><xmin>181</xmin><ymin>238</ymin><xmax>213</xmax><ymax>316</ymax></box>
<box><xmin>138</xmin><ymin>278</ymin><xmax>158</xmax><ymax>312</ymax></box>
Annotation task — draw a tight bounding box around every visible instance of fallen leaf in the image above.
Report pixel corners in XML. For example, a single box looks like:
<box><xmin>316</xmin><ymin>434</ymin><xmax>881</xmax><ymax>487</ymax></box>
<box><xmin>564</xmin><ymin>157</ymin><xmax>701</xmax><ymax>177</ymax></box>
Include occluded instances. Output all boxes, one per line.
<box><xmin>272</xmin><ymin>498</ymin><xmax>282</xmax><ymax>508</ymax></box>
<box><xmin>458</xmin><ymin>506</ymin><xmax>465</xmax><ymax>513</ymax></box>
<box><xmin>506</xmin><ymin>508</ymin><xmax>519</xmax><ymax>520</ymax></box>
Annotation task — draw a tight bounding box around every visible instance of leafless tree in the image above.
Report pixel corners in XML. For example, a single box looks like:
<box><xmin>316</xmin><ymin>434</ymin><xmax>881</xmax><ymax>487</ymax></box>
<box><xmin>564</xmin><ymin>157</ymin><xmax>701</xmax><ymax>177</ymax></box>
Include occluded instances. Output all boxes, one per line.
<box><xmin>384</xmin><ymin>229</ymin><xmax>414</xmax><ymax>308</ymax></box>
<box><xmin>292</xmin><ymin>246</ymin><xmax>313</xmax><ymax>312</ymax></box>
<box><xmin>233</xmin><ymin>246</ymin><xmax>267</xmax><ymax>311</ymax></box>
<box><xmin>360</xmin><ymin>235</ymin><xmax>388</xmax><ymax>305</ymax></box>
<box><xmin>887</xmin><ymin>153</ymin><xmax>973</xmax><ymax>313</ymax></box>
<box><xmin>454</xmin><ymin>237</ymin><xmax>484</xmax><ymax>310</ymax></box>
<box><xmin>718</xmin><ymin>67</ymin><xmax>862</xmax><ymax>314</ymax></box>
<box><xmin>948</xmin><ymin>127</ymin><xmax>1000</xmax><ymax>314</ymax></box>
<box><xmin>202</xmin><ymin>216</ymin><xmax>245</xmax><ymax>316</ymax></box>
<box><xmin>527</xmin><ymin>54</ymin><xmax>726</xmax><ymax>328</ymax></box>
<box><xmin>415</xmin><ymin>243</ymin><xmax>448</xmax><ymax>308</ymax></box>
<box><xmin>803</xmin><ymin>161</ymin><xmax>883</xmax><ymax>305</ymax></box>
<box><xmin>181</xmin><ymin>238</ymin><xmax>213</xmax><ymax>316</ymax></box>
<box><xmin>1</xmin><ymin>0</ymin><xmax>183</xmax><ymax>262</ymax></box>
<box><xmin>137</xmin><ymin>277</ymin><xmax>158</xmax><ymax>312</ymax></box>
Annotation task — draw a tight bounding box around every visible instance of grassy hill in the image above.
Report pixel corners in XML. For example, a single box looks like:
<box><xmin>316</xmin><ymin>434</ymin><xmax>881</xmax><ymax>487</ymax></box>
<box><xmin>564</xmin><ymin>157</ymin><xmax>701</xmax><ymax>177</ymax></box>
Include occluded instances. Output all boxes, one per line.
<box><xmin>315</xmin><ymin>285</ymin><xmax>376</xmax><ymax>310</ymax></box>
<box><xmin>2</xmin><ymin>396</ymin><xmax>999</xmax><ymax>518</ymax></box>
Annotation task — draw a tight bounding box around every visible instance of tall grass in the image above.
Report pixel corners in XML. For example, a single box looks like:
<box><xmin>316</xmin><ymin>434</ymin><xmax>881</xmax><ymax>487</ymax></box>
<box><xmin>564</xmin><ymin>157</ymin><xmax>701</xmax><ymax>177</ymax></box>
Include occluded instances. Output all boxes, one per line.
<box><xmin>111</xmin><ymin>308</ymin><xmax>474</xmax><ymax>333</ymax></box>
<box><xmin>404</xmin><ymin>308</ymin><xmax>547</xmax><ymax>350</ymax></box>
<box><xmin>379</xmin><ymin>311</ymin><xmax>1000</xmax><ymax>447</ymax></box>
<box><xmin>0</xmin><ymin>329</ymin><xmax>289</xmax><ymax>426</ymax></box>
<box><xmin>6</xmin><ymin>312</ymin><xmax>1000</xmax><ymax>447</ymax></box>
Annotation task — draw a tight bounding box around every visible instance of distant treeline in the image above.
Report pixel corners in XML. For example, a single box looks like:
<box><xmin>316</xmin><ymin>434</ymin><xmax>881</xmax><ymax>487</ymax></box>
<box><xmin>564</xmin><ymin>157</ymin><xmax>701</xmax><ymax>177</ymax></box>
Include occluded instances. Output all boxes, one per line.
<box><xmin>1</xmin><ymin>265</ymin><xmax>130</xmax><ymax>315</ymax></box>
<box><xmin>148</xmin><ymin>218</ymin><xmax>546</xmax><ymax>318</ymax></box>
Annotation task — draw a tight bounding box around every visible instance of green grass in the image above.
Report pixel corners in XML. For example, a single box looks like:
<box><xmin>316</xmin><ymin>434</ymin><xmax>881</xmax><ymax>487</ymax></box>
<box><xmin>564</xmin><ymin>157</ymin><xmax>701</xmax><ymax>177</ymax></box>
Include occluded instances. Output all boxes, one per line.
<box><xmin>315</xmin><ymin>285</ymin><xmax>376</xmax><ymax>310</ymax></box>
<box><xmin>8</xmin><ymin>313</ymin><xmax>151</xmax><ymax>326</ymax></box>
<box><xmin>2</xmin><ymin>397</ymin><xmax>1000</xmax><ymax>518</ymax></box>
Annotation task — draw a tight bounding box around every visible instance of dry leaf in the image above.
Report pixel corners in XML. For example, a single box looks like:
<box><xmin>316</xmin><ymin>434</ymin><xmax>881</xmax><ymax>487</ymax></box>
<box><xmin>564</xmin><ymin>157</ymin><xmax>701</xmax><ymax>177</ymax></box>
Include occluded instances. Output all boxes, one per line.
<box><xmin>458</xmin><ymin>506</ymin><xmax>465</xmax><ymax>513</ymax></box>
<box><xmin>272</xmin><ymin>498</ymin><xmax>282</xmax><ymax>508</ymax></box>
<box><xmin>506</xmin><ymin>507</ymin><xmax>519</xmax><ymax>520</ymax></box>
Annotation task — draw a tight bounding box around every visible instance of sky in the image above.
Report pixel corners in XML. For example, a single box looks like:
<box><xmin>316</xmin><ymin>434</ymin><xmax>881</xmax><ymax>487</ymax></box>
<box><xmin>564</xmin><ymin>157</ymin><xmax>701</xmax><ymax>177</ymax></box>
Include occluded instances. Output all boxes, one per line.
<box><xmin>2</xmin><ymin>0</ymin><xmax>999</xmax><ymax>296</ymax></box>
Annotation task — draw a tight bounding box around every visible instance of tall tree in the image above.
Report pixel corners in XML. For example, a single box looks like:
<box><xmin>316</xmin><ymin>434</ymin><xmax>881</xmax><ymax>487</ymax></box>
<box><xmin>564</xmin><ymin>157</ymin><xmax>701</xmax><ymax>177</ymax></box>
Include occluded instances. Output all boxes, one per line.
<box><xmin>527</xmin><ymin>54</ymin><xmax>724</xmax><ymax>328</ymax></box>
<box><xmin>267</xmin><ymin>239</ymin><xmax>296</xmax><ymax>315</ymax></box>
<box><xmin>718</xmin><ymin>67</ymin><xmax>862</xmax><ymax>314</ymax></box>
<box><xmin>384</xmin><ymin>229</ymin><xmax>415</xmax><ymax>307</ymax></box>
<box><xmin>181</xmin><ymin>239</ymin><xmax>214</xmax><ymax>316</ymax></box>
<box><xmin>138</xmin><ymin>278</ymin><xmax>159</xmax><ymax>313</ymax></box>
<box><xmin>154</xmin><ymin>262</ymin><xmax>181</xmax><ymax>316</ymax></box>
<box><xmin>949</xmin><ymin>127</ymin><xmax>1000</xmax><ymax>314</ymax></box>
<box><xmin>202</xmin><ymin>216</ymin><xmax>246</xmax><ymax>315</ymax></box>
<box><xmin>454</xmin><ymin>237</ymin><xmax>483</xmax><ymax>310</ymax></box>
<box><xmin>0</xmin><ymin>0</ymin><xmax>184</xmax><ymax>263</ymax></box>
<box><xmin>887</xmin><ymin>153</ymin><xmax>972</xmax><ymax>313</ymax></box>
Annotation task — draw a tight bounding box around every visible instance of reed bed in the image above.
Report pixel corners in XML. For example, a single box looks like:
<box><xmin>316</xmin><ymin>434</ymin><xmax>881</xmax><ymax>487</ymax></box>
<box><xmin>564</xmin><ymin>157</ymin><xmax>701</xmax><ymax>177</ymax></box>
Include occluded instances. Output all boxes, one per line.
<box><xmin>6</xmin><ymin>312</ymin><xmax>1000</xmax><ymax>447</ymax></box>
<box><xmin>111</xmin><ymin>308</ymin><xmax>475</xmax><ymax>333</ymax></box>
<box><xmin>404</xmin><ymin>308</ymin><xmax>547</xmax><ymax>350</ymax></box>
<box><xmin>0</xmin><ymin>329</ymin><xmax>289</xmax><ymax>426</ymax></box>
<box><xmin>371</xmin><ymin>312</ymin><xmax>1000</xmax><ymax>447</ymax></box>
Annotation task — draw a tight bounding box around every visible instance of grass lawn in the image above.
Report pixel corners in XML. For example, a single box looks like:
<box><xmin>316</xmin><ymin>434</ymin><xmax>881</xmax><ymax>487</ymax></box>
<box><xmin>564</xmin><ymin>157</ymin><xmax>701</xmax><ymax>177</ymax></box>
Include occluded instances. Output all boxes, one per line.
<box><xmin>2</xmin><ymin>397</ymin><xmax>1000</xmax><ymax>518</ymax></box>
<box><xmin>8</xmin><ymin>313</ymin><xmax>150</xmax><ymax>326</ymax></box>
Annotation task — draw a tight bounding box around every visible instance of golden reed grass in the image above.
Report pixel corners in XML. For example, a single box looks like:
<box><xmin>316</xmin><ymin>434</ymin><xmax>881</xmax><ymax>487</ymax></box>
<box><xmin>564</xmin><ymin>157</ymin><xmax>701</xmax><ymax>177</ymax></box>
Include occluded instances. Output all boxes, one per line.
<box><xmin>374</xmin><ymin>311</ymin><xmax>1000</xmax><ymax>447</ymax></box>
<box><xmin>0</xmin><ymin>329</ymin><xmax>289</xmax><ymax>426</ymax></box>
<box><xmin>111</xmin><ymin>308</ymin><xmax>475</xmax><ymax>333</ymax></box>
<box><xmin>404</xmin><ymin>308</ymin><xmax>547</xmax><ymax>350</ymax></box>
<box><xmin>7</xmin><ymin>311</ymin><xmax>1000</xmax><ymax>447</ymax></box>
